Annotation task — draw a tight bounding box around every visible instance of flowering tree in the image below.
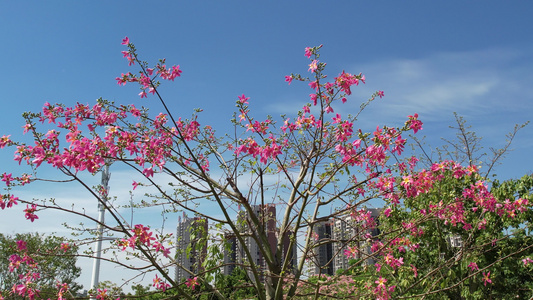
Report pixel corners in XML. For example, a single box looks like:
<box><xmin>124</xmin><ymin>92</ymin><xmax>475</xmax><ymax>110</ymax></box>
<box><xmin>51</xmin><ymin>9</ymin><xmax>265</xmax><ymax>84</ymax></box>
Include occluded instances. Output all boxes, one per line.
<box><xmin>0</xmin><ymin>38</ymin><xmax>531</xmax><ymax>300</ymax></box>
<box><xmin>0</xmin><ymin>233</ymin><xmax>81</xmax><ymax>299</ymax></box>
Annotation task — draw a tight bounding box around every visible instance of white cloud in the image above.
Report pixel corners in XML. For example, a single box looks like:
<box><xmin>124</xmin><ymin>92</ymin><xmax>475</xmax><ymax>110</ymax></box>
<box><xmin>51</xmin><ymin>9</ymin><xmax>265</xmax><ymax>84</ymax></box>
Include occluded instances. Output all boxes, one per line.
<box><xmin>266</xmin><ymin>46</ymin><xmax>533</xmax><ymax>130</ymax></box>
<box><xmin>348</xmin><ymin>47</ymin><xmax>533</xmax><ymax>124</ymax></box>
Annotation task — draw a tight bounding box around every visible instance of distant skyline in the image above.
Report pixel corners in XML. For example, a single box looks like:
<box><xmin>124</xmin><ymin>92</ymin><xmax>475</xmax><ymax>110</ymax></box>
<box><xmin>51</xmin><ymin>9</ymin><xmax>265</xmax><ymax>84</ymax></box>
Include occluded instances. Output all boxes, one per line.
<box><xmin>1</xmin><ymin>1</ymin><xmax>532</xmax><ymax>292</ymax></box>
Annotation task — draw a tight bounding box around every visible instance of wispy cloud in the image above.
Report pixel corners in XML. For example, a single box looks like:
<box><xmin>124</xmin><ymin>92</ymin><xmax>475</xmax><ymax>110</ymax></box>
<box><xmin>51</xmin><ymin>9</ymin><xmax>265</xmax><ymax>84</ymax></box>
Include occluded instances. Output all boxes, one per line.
<box><xmin>348</xmin><ymin>46</ymin><xmax>533</xmax><ymax>124</ymax></box>
<box><xmin>265</xmin><ymin>46</ymin><xmax>533</xmax><ymax>178</ymax></box>
<box><xmin>267</xmin><ymin>46</ymin><xmax>533</xmax><ymax>130</ymax></box>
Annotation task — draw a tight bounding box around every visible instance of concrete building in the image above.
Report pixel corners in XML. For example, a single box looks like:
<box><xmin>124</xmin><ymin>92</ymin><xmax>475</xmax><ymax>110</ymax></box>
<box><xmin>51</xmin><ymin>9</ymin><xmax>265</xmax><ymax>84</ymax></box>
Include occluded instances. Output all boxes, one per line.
<box><xmin>223</xmin><ymin>233</ymin><xmax>239</xmax><ymax>276</ymax></box>
<box><xmin>175</xmin><ymin>213</ymin><xmax>208</xmax><ymax>283</ymax></box>
<box><xmin>308</xmin><ymin>220</ymin><xmax>334</xmax><ymax>276</ymax></box>
<box><xmin>331</xmin><ymin>208</ymin><xmax>381</xmax><ymax>273</ymax></box>
<box><xmin>223</xmin><ymin>204</ymin><xmax>296</xmax><ymax>281</ymax></box>
<box><xmin>231</xmin><ymin>204</ymin><xmax>277</xmax><ymax>280</ymax></box>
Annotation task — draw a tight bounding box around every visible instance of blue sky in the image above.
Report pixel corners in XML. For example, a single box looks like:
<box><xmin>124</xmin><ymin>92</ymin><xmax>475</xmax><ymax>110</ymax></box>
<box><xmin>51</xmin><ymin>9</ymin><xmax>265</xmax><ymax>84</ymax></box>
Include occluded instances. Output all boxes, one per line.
<box><xmin>1</xmin><ymin>0</ymin><xmax>533</xmax><ymax>292</ymax></box>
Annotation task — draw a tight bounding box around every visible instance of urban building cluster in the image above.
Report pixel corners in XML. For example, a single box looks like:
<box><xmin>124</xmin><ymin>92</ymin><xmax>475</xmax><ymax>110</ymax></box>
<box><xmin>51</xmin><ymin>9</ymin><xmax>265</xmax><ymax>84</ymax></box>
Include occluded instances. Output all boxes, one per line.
<box><xmin>174</xmin><ymin>207</ymin><xmax>382</xmax><ymax>282</ymax></box>
<box><xmin>308</xmin><ymin>208</ymin><xmax>381</xmax><ymax>276</ymax></box>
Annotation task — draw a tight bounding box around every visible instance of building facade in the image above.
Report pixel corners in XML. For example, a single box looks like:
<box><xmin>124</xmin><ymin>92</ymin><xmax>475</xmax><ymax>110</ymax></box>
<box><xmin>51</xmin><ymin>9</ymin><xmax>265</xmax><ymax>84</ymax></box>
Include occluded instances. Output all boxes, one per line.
<box><xmin>308</xmin><ymin>220</ymin><xmax>334</xmax><ymax>276</ymax></box>
<box><xmin>175</xmin><ymin>213</ymin><xmax>208</xmax><ymax>283</ymax></box>
<box><xmin>332</xmin><ymin>208</ymin><xmax>381</xmax><ymax>273</ymax></box>
<box><xmin>223</xmin><ymin>204</ymin><xmax>296</xmax><ymax>282</ymax></box>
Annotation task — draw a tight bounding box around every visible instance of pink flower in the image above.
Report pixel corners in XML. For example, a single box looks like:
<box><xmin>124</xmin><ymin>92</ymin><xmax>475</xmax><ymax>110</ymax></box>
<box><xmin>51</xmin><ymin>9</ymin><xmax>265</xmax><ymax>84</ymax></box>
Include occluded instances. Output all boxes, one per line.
<box><xmin>522</xmin><ymin>257</ymin><xmax>533</xmax><ymax>265</ymax></box>
<box><xmin>143</xmin><ymin>167</ymin><xmax>154</xmax><ymax>178</ymax></box>
<box><xmin>304</xmin><ymin>47</ymin><xmax>312</xmax><ymax>58</ymax></box>
<box><xmin>153</xmin><ymin>275</ymin><xmax>170</xmax><ymax>291</ymax></box>
<box><xmin>19</xmin><ymin>174</ymin><xmax>31</xmax><ymax>186</ymax></box>
<box><xmin>0</xmin><ymin>135</ymin><xmax>11</xmax><ymax>148</ymax></box>
<box><xmin>406</xmin><ymin>113</ymin><xmax>423</xmax><ymax>134</ymax></box>
<box><xmin>185</xmin><ymin>276</ymin><xmax>199</xmax><ymax>290</ymax></box>
<box><xmin>335</xmin><ymin>71</ymin><xmax>359</xmax><ymax>95</ymax></box>
<box><xmin>482</xmin><ymin>271</ymin><xmax>492</xmax><ymax>286</ymax></box>
<box><xmin>60</xmin><ymin>243</ymin><xmax>70</xmax><ymax>252</ymax></box>
<box><xmin>374</xmin><ymin>262</ymin><xmax>383</xmax><ymax>272</ymax></box>
<box><xmin>384</xmin><ymin>253</ymin><xmax>404</xmax><ymax>270</ymax></box>
<box><xmin>24</xmin><ymin>204</ymin><xmax>39</xmax><ymax>222</ymax></box>
<box><xmin>468</xmin><ymin>262</ymin><xmax>478</xmax><ymax>271</ymax></box>
<box><xmin>96</xmin><ymin>288</ymin><xmax>107</xmax><ymax>300</ymax></box>
<box><xmin>7</xmin><ymin>195</ymin><xmax>18</xmax><ymax>208</ymax></box>
<box><xmin>344</xmin><ymin>246</ymin><xmax>358</xmax><ymax>258</ymax></box>
<box><xmin>308</xmin><ymin>60</ymin><xmax>318</xmax><ymax>73</ymax></box>
<box><xmin>375</xmin><ymin>276</ymin><xmax>387</xmax><ymax>287</ymax></box>
<box><xmin>121</xmin><ymin>37</ymin><xmax>130</xmax><ymax>45</ymax></box>
<box><xmin>16</xmin><ymin>240</ymin><xmax>27</xmax><ymax>251</ymax></box>
<box><xmin>169</xmin><ymin>65</ymin><xmax>182</xmax><ymax>80</ymax></box>
<box><xmin>309</xmin><ymin>93</ymin><xmax>318</xmax><ymax>105</ymax></box>
<box><xmin>285</xmin><ymin>75</ymin><xmax>293</xmax><ymax>85</ymax></box>
<box><xmin>2</xmin><ymin>173</ymin><xmax>13</xmax><ymax>186</ymax></box>
<box><xmin>22</xmin><ymin>124</ymin><xmax>32</xmax><ymax>134</ymax></box>
<box><xmin>132</xmin><ymin>181</ymin><xmax>139</xmax><ymax>190</ymax></box>
<box><xmin>238</xmin><ymin>94</ymin><xmax>249</xmax><ymax>104</ymax></box>
<box><xmin>308</xmin><ymin>80</ymin><xmax>318</xmax><ymax>91</ymax></box>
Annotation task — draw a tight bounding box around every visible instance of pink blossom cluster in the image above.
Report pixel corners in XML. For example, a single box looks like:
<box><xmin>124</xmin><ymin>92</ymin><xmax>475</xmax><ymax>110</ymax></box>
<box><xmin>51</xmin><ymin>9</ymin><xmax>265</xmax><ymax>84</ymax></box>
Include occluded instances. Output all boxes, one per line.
<box><xmin>373</xmin><ymin>276</ymin><xmax>395</xmax><ymax>300</ymax></box>
<box><xmin>6</xmin><ymin>240</ymin><xmax>40</xmax><ymax>299</ymax></box>
<box><xmin>334</xmin><ymin>70</ymin><xmax>363</xmax><ymax>96</ymax></box>
<box><xmin>344</xmin><ymin>246</ymin><xmax>359</xmax><ymax>259</ymax></box>
<box><xmin>281</xmin><ymin>111</ymin><xmax>321</xmax><ymax>133</ymax></box>
<box><xmin>176</xmin><ymin>117</ymin><xmax>200</xmax><ymax>141</ymax></box>
<box><xmin>234</xmin><ymin>136</ymin><xmax>283</xmax><ymax>165</ymax></box>
<box><xmin>1</xmin><ymin>172</ymin><xmax>31</xmax><ymax>187</ymax></box>
<box><xmin>350</xmin><ymin>208</ymin><xmax>377</xmax><ymax>230</ymax></box>
<box><xmin>406</xmin><ymin>113</ymin><xmax>423</xmax><ymax>133</ymax></box>
<box><xmin>4</xmin><ymin>239</ymin><xmax>76</xmax><ymax>299</ymax></box>
<box><xmin>116</xmin><ymin>37</ymin><xmax>182</xmax><ymax>98</ymax></box>
<box><xmin>333</xmin><ymin>115</ymin><xmax>354</xmax><ymax>142</ymax></box>
<box><xmin>290</xmin><ymin>45</ymin><xmax>378</xmax><ymax>113</ymax></box>
<box><xmin>383</xmin><ymin>253</ymin><xmax>404</xmax><ymax>270</ymax></box>
<box><xmin>0</xmin><ymin>194</ymin><xmax>19</xmax><ymax>210</ymax></box>
<box><xmin>117</xmin><ymin>224</ymin><xmax>170</xmax><ymax>257</ymax></box>
<box><xmin>13</xmin><ymin>102</ymin><xmax>177</xmax><ymax>180</ymax></box>
<box><xmin>94</xmin><ymin>288</ymin><xmax>108</xmax><ymax>300</ymax></box>
<box><xmin>23</xmin><ymin>204</ymin><xmax>38</xmax><ymax>222</ymax></box>
<box><xmin>390</xmin><ymin>160</ymin><xmax>531</xmax><ymax>233</ymax></box>
<box><xmin>389</xmin><ymin>236</ymin><xmax>420</xmax><ymax>253</ymax></box>
<box><xmin>334</xmin><ymin>124</ymin><xmax>413</xmax><ymax>173</ymax></box>
<box><xmin>56</xmin><ymin>282</ymin><xmax>69</xmax><ymax>300</ymax></box>
<box><xmin>153</xmin><ymin>274</ymin><xmax>171</xmax><ymax>292</ymax></box>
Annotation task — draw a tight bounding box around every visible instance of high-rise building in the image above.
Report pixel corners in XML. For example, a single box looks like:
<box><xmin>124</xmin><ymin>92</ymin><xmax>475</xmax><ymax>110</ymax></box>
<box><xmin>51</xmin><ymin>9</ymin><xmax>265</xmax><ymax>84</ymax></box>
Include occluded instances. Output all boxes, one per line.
<box><xmin>331</xmin><ymin>208</ymin><xmax>381</xmax><ymax>273</ymax></box>
<box><xmin>281</xmin><ymin>229</ymin><xmax>298</xmax><ymax>274</ymax></box>
<box><xmin>222</xmin><ymin>233</ymin><xmax>239</xmax><ymax>276</ymax></box>
<box><xmin>234</xmin><ymin>204</ymin><xmax>276</xmax><ymax>281</ymax></box>
<box><xmin>175</xmin><ymin>213</ymin><xmax>208</xmax><ymax>283</ymax></box>
<box><xmin>308</xmin><ymin>220</ymin><xmax>334</xmax><ymax>276</ymax></box>
<box><xmin>222</xmin><ymin>204</ymin><xmax>297</xmax><ymax>281</ymax></box>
